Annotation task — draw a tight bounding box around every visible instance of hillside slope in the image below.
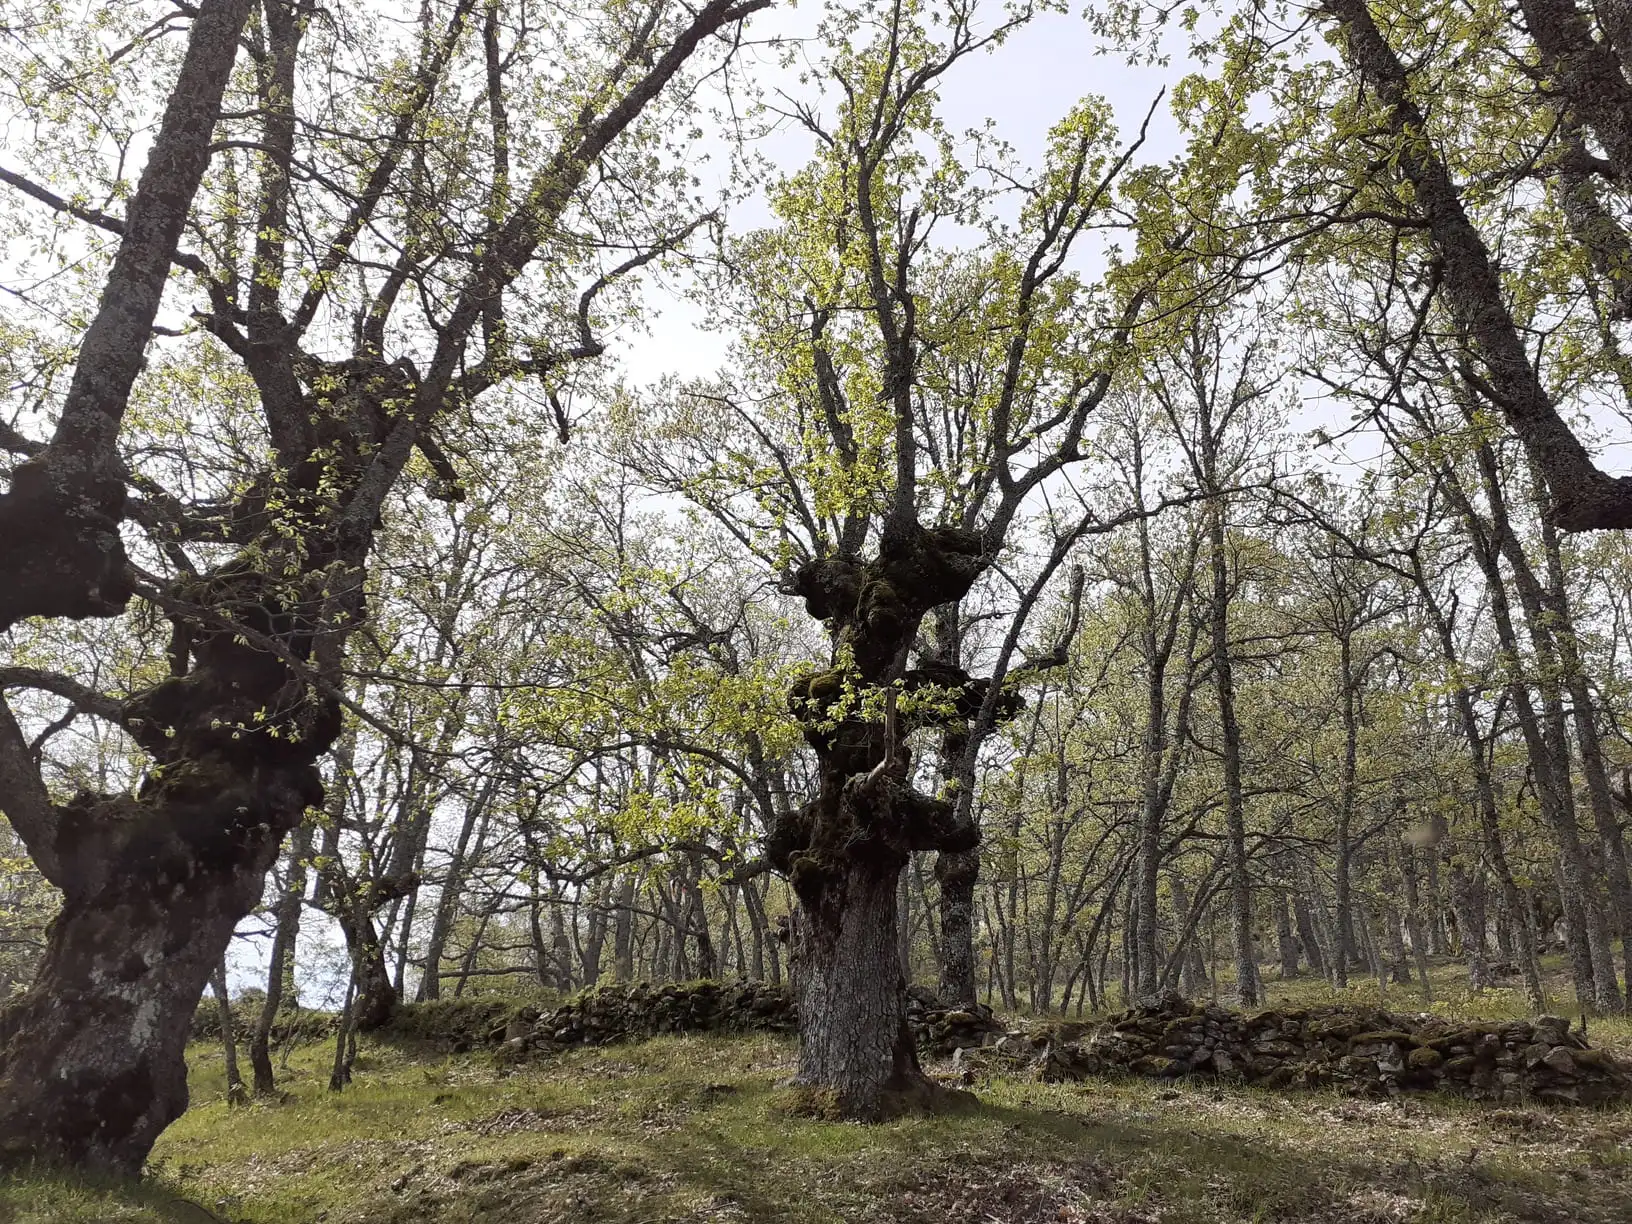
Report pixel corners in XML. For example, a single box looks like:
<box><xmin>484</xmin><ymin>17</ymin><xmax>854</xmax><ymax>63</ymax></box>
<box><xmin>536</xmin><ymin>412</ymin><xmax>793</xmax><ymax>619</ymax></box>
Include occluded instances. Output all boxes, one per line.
<box><xmin>5</xmin><ymin>1016</ymin><xmax>1632</xmax><ymax>1224</ymax></box>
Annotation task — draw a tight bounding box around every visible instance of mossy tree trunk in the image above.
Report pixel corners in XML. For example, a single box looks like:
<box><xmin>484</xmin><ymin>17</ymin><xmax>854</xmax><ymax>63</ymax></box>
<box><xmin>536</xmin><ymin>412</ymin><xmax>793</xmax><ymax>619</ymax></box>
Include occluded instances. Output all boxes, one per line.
<box><xmin>770</xmin><ymin>522</ymin><xmax>1009</xmax><ymax>1118</ymax></box>
<box><xmin>0</xmin><ymin>642</ymin><xmax>335</xmax><ymax>1170</ymax></box>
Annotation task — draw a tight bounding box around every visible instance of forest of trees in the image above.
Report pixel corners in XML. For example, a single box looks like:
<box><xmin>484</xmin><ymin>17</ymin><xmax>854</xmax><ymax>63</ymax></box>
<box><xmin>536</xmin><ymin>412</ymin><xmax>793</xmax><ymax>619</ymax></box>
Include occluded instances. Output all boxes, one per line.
<box><xmin>5</xmin><ymin>0</ymin><xmax>1632</xmax><ymax>1180</ymax></box>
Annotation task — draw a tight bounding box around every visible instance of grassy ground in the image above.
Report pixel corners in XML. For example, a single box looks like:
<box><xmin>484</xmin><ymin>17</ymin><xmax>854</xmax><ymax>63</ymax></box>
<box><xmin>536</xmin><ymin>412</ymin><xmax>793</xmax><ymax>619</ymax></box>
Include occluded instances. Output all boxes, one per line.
<box><xmin>5</xmin><ymin>959</ymin><xmax>1632</xmax><ymax>1224</ymax></box>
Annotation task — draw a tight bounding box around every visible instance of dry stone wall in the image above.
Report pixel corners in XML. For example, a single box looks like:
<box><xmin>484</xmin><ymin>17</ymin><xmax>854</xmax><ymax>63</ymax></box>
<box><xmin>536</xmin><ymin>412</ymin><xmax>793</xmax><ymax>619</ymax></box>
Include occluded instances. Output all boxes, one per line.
<box><xmin>959</xmin><ymin>990</ymin><xmax>1631</xmax><ymax>1106</ymax></box>
<box><xmin>371</xmin><ymin>982</ymin><xmax>1632</xmax><ymax>1107</ymax></box>
<box><xmin>465</xmin><ymin>979</ymin><xmax>1003</xmax><ymax>1057</ymax></box>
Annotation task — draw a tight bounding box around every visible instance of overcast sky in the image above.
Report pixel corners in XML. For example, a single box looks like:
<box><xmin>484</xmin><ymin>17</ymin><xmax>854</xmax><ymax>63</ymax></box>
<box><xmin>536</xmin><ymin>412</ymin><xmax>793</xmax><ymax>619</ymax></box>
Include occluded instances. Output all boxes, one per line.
<box><xmin>623</xmin><ymin>3</ymin><xmax>1184</xmax><ymax>384</ymax></box>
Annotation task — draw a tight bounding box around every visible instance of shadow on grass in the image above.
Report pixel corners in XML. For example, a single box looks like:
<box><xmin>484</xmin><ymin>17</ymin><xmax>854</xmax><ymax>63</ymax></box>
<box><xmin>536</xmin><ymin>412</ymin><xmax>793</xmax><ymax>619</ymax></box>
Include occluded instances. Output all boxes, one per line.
<box><xmin>320</xmin><ymin>1077</ymin><xmax>1627</xmax><ymax>1224</ymax></box>
<box><xmin>0</xmin><ymin>1167</ymin><xmax>227</xmax><ymax>1224</ymax></box>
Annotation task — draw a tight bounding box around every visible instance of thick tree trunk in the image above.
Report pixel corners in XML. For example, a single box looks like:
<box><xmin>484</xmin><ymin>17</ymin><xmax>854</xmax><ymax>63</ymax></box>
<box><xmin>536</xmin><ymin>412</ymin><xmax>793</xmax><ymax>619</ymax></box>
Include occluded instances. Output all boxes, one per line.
<box><xmin>772</xmin><ymin>523</ymin><xmax>991</xmax><ymax>1117</ymax></box>
<box><xmin>337</xmin><ymin>908</ymin><xmax>397</xmax><ymax>1031</ymax></box>
<box><xmin>0</xmin><ymin>774</ymin><xmax>308</xmax><ymax>1172</ymax></box>
<box><xmin>790</xmin><ymin>864</ymin><xmax>932</xmax><ymax>1118</ymax></box>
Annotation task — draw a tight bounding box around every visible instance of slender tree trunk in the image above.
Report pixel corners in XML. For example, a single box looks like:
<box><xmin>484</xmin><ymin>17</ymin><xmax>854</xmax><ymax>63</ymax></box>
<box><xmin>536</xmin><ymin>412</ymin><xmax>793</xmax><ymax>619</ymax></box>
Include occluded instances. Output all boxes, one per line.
<box><xmin>1449</xmin><ymin>861</ymin><xmax>1489</xmax><ymax>991</ymax></box>
<box><xmin>1536</xmin><ymin>509</ymin><xmax>1632</xmax><ymax>1004</ymax></box>
<box><xmin>1172</xmin><ymin>875</ymin><xmax>1209</xmax><ymax>996</ymax></box>
<box><xmin>1334</xmin><ymin>641</ymin><xmax>1361</xmax><ymax>986</ymax></box>
<box><xmin>329</xmin><ymin>971</ymin><xmax>358</xmax><ymax>1093</ymax></box>
<box><xmin>416</xmin><ymin>786</ymin><xmax>490</xmax><ymax>1001</ymax></box>
<box><xmin>582</xmin><ymin>896</ymin><xmax>610</xmax><ymax>985</ymax></box>
<box><xmin>935</xmin><ymin>848</ymin><xmax>979</xmax><ymax>1003</ymax></box>
<box><xmin>742</xmin><ymin>876</ymin><xmax>770</xmax><ymax>982</ymax></box>
<box><xmin>1202</xmin><ymin>451</ymin><xmax>1256</xmax><ymax>1005</ymax></box>
<box><xmin>614</xmin><ymin>874</ymin><xmax>637</xmax><ymax>981</ymax></box>
<box><xmin>1425</xmin><ymin>849</ymin><xmax>1447</xmax><ymax>955</ymax></box>
<box><xmin>250</xmin><ymin>820</ymin><xmax>312</xmax><ymax>1095</ymax></box>
<box><xmin>1478</xmin><ymin>527</ymin><xmax>1608</xmax><ymax>1008</ymax></box>
<box><xmin>210</xmin><ymin>960</ymin><xmax>246</xmax><ymax>1107</ymax></box>
<box><xmin>1274</xmin><ymin>888</ymin><xmax>1300</xmax><ymax>979</ymax></box>
<box><xmin>1408</xmin><ymin>548</ymin><xmax>1546</xmax><ymax>1008</ymax></box>
<box><xmin>897</xmin><ymin>866</ymin><xmax>914</xmax><ymax>986</ymax></box>
<box><xmin>1399</xmin><ymin>841</ymin><xmax>1433</xmax><ymax>1002</ymax></box>
<box><xmin>1293</xmin><ymin>891</ymin><xmax>1327</xmax><ymax>976</ymax></box>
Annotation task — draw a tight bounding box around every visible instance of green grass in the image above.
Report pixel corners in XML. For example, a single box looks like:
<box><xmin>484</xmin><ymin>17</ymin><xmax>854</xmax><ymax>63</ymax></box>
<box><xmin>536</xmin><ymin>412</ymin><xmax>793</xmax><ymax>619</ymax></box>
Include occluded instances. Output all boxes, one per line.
<box><xmin>7</xmin><ymin>960</ymin><xmax>1632</xmax><ymax>1223</ymax></box>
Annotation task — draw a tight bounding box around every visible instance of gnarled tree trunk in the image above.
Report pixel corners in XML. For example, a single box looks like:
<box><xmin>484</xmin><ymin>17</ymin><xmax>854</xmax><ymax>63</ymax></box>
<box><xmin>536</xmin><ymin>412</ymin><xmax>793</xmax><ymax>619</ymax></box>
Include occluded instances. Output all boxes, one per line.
<box><xmin>771</xmin><ymin>522</ymin><xmax>1003</xmax><ymax>1117</ymax></box>
<box><xmin>0</xmin><ymin>761</ymin><xmax>319</xmax><ymax>1171</ymax></box>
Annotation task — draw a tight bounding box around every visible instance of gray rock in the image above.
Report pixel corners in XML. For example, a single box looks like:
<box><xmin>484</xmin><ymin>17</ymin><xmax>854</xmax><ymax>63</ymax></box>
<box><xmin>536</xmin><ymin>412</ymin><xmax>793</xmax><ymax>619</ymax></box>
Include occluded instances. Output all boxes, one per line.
<box><xmin>1542</xmin><ymin>1046</ymin><xmax>1578</xmax><ymax>1077</ymax></box>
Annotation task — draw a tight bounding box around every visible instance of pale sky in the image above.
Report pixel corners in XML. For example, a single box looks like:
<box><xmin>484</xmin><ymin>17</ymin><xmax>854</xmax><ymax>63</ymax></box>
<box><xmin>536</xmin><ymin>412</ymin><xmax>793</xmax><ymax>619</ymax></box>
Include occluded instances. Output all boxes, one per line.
<box><xmin>623</xmin><ymin>3</ymin><xmax>1184</xmax><ymax>384</ymax></box>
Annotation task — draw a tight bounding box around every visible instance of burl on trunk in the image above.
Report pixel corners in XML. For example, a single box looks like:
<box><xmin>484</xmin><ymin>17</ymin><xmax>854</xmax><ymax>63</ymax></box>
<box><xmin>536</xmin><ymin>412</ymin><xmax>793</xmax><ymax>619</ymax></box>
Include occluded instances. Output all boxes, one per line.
<box><xmin>0</xmin><ymin>430</ymin><xmax>367</xmax><ymax>1172</ymax></box>
<box><xmin>0</xmin><ymin>556</ymin><xmax>344</xmax><ymax>1170</ymax></box>
<box><xmin>768</xmin><ymin>520</ymin><xmax>1014</xmax><ymax>1118</ymax></box>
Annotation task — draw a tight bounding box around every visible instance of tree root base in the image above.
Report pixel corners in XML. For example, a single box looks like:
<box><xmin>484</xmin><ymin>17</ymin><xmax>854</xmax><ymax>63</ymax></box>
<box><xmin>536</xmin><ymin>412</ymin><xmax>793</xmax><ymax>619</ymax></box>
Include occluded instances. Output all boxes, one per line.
<box><xmin>774</xmin><ymin>1071</ymin><xmax>978</xmax><ymax>1122</ymax></box>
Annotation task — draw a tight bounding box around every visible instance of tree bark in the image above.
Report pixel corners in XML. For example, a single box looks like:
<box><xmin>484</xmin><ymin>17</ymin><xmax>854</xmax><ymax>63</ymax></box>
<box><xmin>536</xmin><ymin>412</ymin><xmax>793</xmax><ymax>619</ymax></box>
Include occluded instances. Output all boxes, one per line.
<box><xmin>210</xmin><ymin>960</ymin><xmax>246</xmax><ymax>1107</ymax></box>
<box><xmin>789</xmin><ymin>864</ymin><xmax>930</xmax><ymax>1118</ymax></box>
<box><xmin>324</xmin><ymin>896</ymin><xmax>396</xmax><ymax>1030</ymax></box>
<box><xmin>1208</xmin><ymin>504</ymin><xmax>1255</xmax><ymax>1005</ymax></box>
<box><xmin>0</xmin><ymin>0</ymin><xmax>254</xmax><ymax>629</ymax></box>
<box><xmin>249</xmin><ymin>820</ymin><xmax>312</xmax><ymax>1095</ymax></box>
<box><xmin>934</xmin><ymin>848</ymin><xmax>979</xmax><ymax>1003</ymax></box>
<box><xmin>0</xmin><ymin>767</ymin><xmax>314</xmax><ymax>1172</ymax></box>
<box><xmin>771</xmin><ymin>523</ymin><xmax>993</xmax><ymax>1116</ymax></box>
<box><xmin>1323</xmin><ymin>0</ymin><xmax>1632</xmax><ymax>530</ymax></box>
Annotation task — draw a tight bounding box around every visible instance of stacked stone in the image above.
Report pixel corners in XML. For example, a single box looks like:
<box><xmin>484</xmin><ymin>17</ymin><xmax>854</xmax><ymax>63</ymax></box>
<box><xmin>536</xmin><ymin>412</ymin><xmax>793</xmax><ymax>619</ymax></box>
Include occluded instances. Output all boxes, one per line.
<box><xmin>952</xmin><ymin>990</ymin><xmax>1631</xmax><ymax>1105</ymax></box>
<box><xmin>188</xmin><ymin>998</ymin><xmax>336</xmax><ymax>1044</ymax></box>
<box><xmin>905</xmin><ymin>984</ymin><xmax>1006</xmax><ymax>1056</ymax></box>
<box><xmin>394</xmin><ymin>979</ymin><xmax>1008</xmax><ymax>1057</ymax></box>
<box><xmin>528</xmin><ymin>979</ymin><xmax>798</xmax><ymax>1048</ymax></box>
